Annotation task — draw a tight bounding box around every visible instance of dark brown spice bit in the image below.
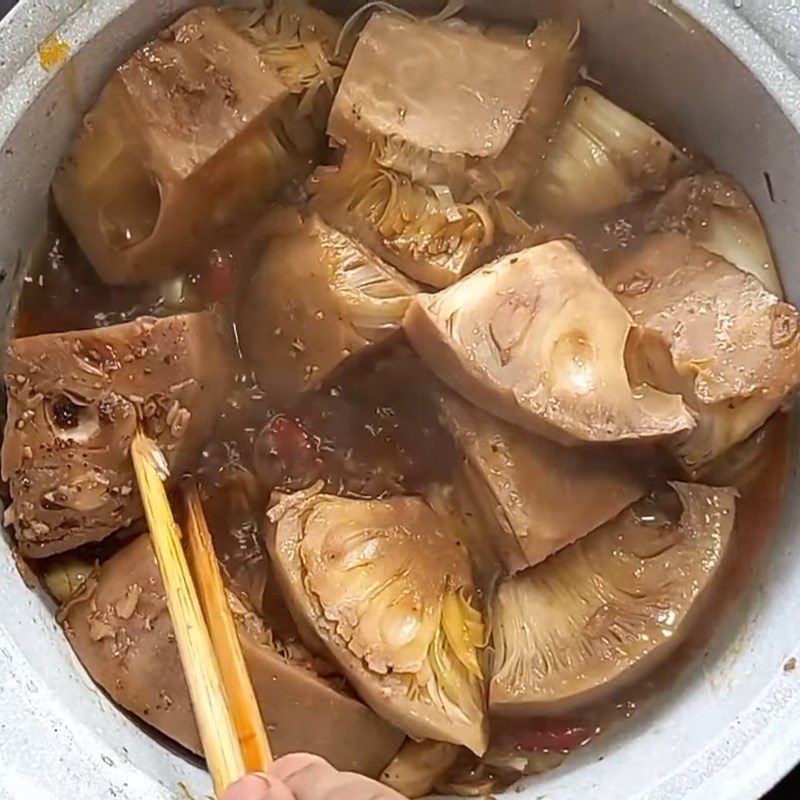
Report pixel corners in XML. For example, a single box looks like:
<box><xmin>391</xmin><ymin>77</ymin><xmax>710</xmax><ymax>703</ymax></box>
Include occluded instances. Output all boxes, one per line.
<box><xmin>764</xmin><ymin>170</ymin><xmax>777</xmax><ymax>204</ymax></box>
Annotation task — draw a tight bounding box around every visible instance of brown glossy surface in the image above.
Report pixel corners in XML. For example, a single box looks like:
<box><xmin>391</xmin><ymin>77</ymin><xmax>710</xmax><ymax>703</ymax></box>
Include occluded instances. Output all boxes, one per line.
<box><xmin>2</xmin><ymin>312</ymin><xmax>230</xmax><ymax>556</ymax></box>
<box><xmin>268</xmin><ymin>488</ymin><xmax>488</xmax><ymax>754</ymax></box>
<box><xmin>609</xmin><ymin>233</ymin><xmax>800</xmax><ymax>467</ymax></box>
<box><xmin>646</xmin><ymin>171</ymin><xmax>782</xmax><ymax>297</ymax></box>
<box><xmin>489</xmin><ymin>483</ymin><xmax>736</xmax><ymax>715</ymax></box>
<box><xmin>240</xmin><ymin>211</ymin><xmax>417</xmax><ymax>405</ymax></box>
<box><xmin>52</xmin><ymin>7</ymin><xmax>327</xmax><ymax>286</ymax></box>
<box><xmin>317</xmin><ymin>13</ymin><xmax>576</xmax><ymax>289</ymax></box>
<box><xmin>62</xmin><ymin>534</ymin><xmax>404</xmax><ymax>775</ymax></box>
<box><xmin>329</xmin><ymin>14</ymin><xmax>573</xmax><ymax>181</ymax></box>
<box><xmin>439</xmin><ymin>392</ymin><xmax>646</xmax><ymax>574</ymax></box>
<box><xmin>5</xmin><ymin>2</ymin><xmax>798</xmax><ymax>791</ymax></box>
<box><xmin>404</xmin><ymin>240</ymin><xmax>694</xmax><ymax>444</ymax></box>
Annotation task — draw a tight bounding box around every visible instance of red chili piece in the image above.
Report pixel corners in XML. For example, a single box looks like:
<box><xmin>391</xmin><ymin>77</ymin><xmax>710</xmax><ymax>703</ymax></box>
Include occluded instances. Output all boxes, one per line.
<box><xmin>254</xmin><ymin>414</ymin><xmax>325</xmax><ymax>491</ymax></box>
<box><xmin>200</xmin><ymin>249</ymin><xmax>237</xmax><ymax>302</ymax></box>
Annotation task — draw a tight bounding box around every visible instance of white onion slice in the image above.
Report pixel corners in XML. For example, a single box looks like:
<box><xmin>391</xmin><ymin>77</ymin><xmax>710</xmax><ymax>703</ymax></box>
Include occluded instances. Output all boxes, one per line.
<box><xmin>532</xmin><ymin>87</ymin><xmax>688</xmax><ymax>217</ymax></box>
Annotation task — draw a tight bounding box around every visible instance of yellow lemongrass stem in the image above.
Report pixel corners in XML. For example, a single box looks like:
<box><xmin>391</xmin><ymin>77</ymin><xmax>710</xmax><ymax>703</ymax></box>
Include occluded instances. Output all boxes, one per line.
<box><xmin>183</xmin><ymin>479</ymin><xmax>273</xmax><ymax>773</ymax></box>
<box><xmin>130</xmin><ymin>429</ymin><xmax>245</xmax><ymax>797</ymax></box>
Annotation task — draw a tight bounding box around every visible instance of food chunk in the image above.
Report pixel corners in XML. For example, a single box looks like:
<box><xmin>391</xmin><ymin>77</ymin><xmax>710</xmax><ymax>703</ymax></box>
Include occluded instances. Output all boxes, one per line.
<box><xmin>328</xmin><ymin>14</ymin><xmax>574</xmax><ymax>196</ymax></box>
<box><xmin>314</xmin><ymin>13</ymin><xmax>575</xmax><ymax>287</ymax></box>
<box><xmin>439</xmin><ymin>393</ymin><xmax>646</xmax><ymax>574</ymax></box>
<box><xmin>1</xmin><ymin>313</ymin><xmax>230</xmax><ymax>557</ymax></box>
<box><xmin>61</xmin><ymin>535</ymin><xmax>404</xmax><ymax>774</ymax></box>
<box><xmin>404</xmin><ymin>240</ymin><xmax>694</xmax><ymax>445</ymax></box>
<box><xmin>222</xmin><ymin>0</ymin><xmax>342</xmax><ymax>98</ymax></box>
<box><xmin>530</xmin><ymin>87</ymin><xmax>688</xmax><ymax>217</ymax></box>
<box><xmin>489</xmin><ymin>482</ymin><xmax>736</xmax><ymax>715</ymax></box>
<box><xmin>647</xmin><ymin>171</ymin><xmax>783</xmax><ymax>297</ymax></box>
<box><xmin>53</xmin><ymin>6</ymin><xmax>338</xmax><ymax>286</ymax></box>
<box><xmin>240</xmin><ymin>213</ymin><xmax>417</xmax><ymax>404</ymax></box>
<box><xmin>312</xmin><ymin>148</ymin><xmax>496</xmax><ymax>288</ymax></box>
<box><xmin>381</xmin><ymin>740</ymin><xmax>461</xmax><ymax>799</ymax></box>
<box><xmin>608</xmin><ymin>233</ymin><xmax>800</xmax><ymax>467</ymax></box>
<box><xmin>268</xmin><ymin>485</ymin><xmax>488</xmax><ymax>754</ymax></box>
<box><xmin>42</xmin><ymin>555</ymin><xmax>94</xmax><ymax>603</ymax></box>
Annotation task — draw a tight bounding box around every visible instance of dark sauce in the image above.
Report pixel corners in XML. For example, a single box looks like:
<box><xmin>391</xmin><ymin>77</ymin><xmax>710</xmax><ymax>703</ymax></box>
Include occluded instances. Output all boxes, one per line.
<box><xmin>14</xmin><ymin>210</ymin><xmax>165</xmax><ymax>338</ymax></box>
<box><xmin>14</xmin><ymin>201</ymin><xmax>792</xmax><ymax>790</ymax></box>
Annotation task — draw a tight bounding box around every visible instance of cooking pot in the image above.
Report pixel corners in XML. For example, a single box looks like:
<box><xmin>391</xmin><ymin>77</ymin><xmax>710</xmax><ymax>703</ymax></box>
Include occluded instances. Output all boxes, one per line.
<box><xmin>2</xmin><ymin>1</ymin><xmax>800</xmax><ymax>798</ymax></box>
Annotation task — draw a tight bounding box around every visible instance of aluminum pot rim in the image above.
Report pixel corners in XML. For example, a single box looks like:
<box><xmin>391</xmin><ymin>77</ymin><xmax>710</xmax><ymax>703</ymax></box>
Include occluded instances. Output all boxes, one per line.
<box><xmin>1</xmin><ymin>1</ymin><xmax>800</xmax><ymax>799</ymax></box>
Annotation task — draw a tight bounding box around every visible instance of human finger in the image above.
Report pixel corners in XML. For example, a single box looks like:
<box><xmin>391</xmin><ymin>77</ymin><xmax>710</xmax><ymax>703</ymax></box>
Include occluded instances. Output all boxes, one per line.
<box><xmin>271</xmin><ymin>754</ymin><xmax>405</xmax><ymax>800</ymax></box>
<box><xmin>222</xmin><ymin>772</ymin><xmax>295</xmax><ymax>800</ymax></box>
<box><xmin>268</xmin><ymin>753</ymin><xmax>337</xmax><ymax>787</ymax></box>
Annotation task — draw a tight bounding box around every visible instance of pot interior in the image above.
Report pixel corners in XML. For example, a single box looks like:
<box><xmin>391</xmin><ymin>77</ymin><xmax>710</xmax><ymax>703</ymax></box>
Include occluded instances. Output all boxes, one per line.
<box><xmin>0</xmin><ymin>2</ymin><xmax>799</xmax><ymax>799</ymax></box>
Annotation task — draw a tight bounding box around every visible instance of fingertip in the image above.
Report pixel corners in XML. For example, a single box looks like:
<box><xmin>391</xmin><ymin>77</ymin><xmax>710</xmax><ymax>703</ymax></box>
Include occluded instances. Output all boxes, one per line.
<box><xmin>270</xmin><ymin>752</ymin><xmax>334</xmax><ymax>783</ymax></box>
<box><xmin>222</xmin><ymin>774</ymin><xmax>270</xmax><ymax>800</ymax></box>
<box><xmin>222</xmin><ymin>773</ymin><xmax>294</xmax><ymax>800</ymax></box>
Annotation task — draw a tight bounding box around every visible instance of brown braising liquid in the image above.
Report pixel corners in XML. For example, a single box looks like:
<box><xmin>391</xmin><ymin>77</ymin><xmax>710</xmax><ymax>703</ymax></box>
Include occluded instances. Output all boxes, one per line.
<box><xmin>12</xmin><ymin>206</ymin><xmax>793</xmax><ymax>784</ymax></box>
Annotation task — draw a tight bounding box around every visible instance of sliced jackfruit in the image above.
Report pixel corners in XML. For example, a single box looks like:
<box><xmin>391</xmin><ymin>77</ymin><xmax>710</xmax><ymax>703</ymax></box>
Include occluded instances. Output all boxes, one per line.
<box><xmin>404</xmin><ymin>240</ymin><xmax>694</xmax><ymax>445</ymax></box>
<box><xmin>608</xmin><ymin>233</ymin><xmax>800</xmax><ymax>467</ymax></box>
<box><xmin>312</xmin><ymin>146</ymin><xmax>496</xmax><ymax>287</ymax></box>
<box><xmin>1</xmin><ymin>313</ymin><xmax>231</xmax><ymax>557</ymax></box>
<box><xmin>223</xmin><ymin>0</ymin><xmax>342</xmax><ymax>99</ymax></box>
<box><xmin>489</xmin><ymin>482</ymin><xmax>736</xmax><ymax>715</ymax></box>
<box><xmin>314</xmin><ymin>11</ymin><xmax>574</xmax><ymax>287</ymax></box>
<box><xmin>267</xmin><ymin>485</ymin><xmax>488</xmax><ymax>754</ymax></box>
<box><xmin>647</xmin><ymin>171</ymin><xmax>783</xmax><ymax>298</ymax></box>
<box><xmin>240</xmin><ymin>211</ymin><xmax>418</xmax><ymax>404</ymax></box>
<box><xmin>328</xmin><ymin>13</ymin><xmax>576</xmax><ymax>201</ymax></box>
<box><xmin>439</xmin><ymin>392</ymin><xmax>646</xmax><ymax>574</ymax></box>
<box><xmin>53</xmin><ymin>5</ymin><xmax>339</xmax><ymax>286</ymax></box>
<box><xmin>61</xmin><ymin>534</ymin><xmax>404</xmax><ymax>773</ymax></box>
<box><xmin>381</xmin><ymin>739</ymin><xmax>461</xmax><ymax>799</ymax></box>
<box><xmin>530</xmin><ymin>87</ymin><xmax>688</xmax><ymax>217</ymax></box>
